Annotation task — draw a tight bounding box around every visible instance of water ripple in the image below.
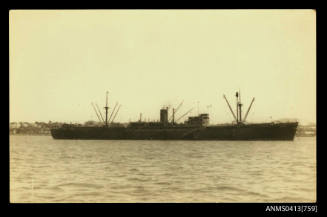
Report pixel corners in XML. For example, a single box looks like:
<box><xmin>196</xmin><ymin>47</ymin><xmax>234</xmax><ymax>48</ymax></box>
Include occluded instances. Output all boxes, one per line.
<box><xmin>57</xmin><ymin>183</ymin><xmax>104</xmax><ymax>189</ymax></box>
<box><xmin>10</xmin><ymin>135</ymin><xmax>316</xmax><ymax>202</ymax></box>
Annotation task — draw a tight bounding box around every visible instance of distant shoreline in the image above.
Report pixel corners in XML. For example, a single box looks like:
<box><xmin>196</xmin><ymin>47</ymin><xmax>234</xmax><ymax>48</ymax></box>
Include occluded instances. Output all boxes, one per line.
<box><xmin>9</xmin><ymin>133</ymin><xmax>316</xmax><ymax>137</ymax></box>
<box><xmin>10</xmin><ymin>133</ymin><xmax>50</xmax><ymax>136</ymax></box>
<box><xmin>9</xmin><ymin>122</ymin><xmax>316</xmax><ymax>137</ymax></box>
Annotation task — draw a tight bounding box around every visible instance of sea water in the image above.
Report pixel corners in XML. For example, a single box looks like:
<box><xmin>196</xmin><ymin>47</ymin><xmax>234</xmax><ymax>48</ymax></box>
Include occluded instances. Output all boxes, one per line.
<box><xmin>10</xmin><ymin>135</ymin><xmax>316</xmax><ymax>203</ymax></box>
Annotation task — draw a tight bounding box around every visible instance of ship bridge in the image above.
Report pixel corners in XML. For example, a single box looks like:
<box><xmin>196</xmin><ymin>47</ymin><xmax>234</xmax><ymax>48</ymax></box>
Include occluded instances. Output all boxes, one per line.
<box><xmin>185</xmin><ymin>113</ymin><xmax>209</xmax><ymax>127</ymax></box>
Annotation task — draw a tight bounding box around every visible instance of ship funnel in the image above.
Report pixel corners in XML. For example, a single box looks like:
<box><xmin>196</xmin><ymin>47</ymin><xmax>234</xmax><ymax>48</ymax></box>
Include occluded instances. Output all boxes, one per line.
<box><xmin>160</xmin><ymin>108</ymin><xmax>168</xmax><ymax>125</ymax></box>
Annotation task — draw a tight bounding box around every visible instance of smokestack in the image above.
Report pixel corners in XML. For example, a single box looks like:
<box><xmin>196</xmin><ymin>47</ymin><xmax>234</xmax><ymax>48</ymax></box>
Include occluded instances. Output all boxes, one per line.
<box><xmin>160</xmin><ymin>108</ymin><xmax>168</xmax><ymax>124</ymax></box>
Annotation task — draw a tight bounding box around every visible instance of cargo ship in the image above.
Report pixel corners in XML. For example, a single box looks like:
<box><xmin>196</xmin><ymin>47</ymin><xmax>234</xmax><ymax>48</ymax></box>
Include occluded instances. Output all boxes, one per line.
<box><xmin>51</xmin><ymin>91</ymin><xmax>298</xmax><ymax>140</ymax></box>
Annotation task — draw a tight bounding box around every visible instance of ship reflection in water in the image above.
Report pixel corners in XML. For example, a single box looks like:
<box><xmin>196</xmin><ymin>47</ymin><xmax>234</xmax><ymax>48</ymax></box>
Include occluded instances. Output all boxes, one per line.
<box><xmin>10</xmin><ymin>135</ymin><xmax>316</xmax><ymax>202</ymax></box>
<box><xmin>51</xmin><ymin>91</ymin><xmax>298</xmax><ymax>140</ymax></box>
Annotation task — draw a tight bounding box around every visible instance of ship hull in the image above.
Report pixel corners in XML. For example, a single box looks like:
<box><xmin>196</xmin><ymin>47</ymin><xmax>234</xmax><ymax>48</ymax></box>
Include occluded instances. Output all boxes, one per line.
<box><xmin>51</xmin><ymin>122</ymin><xmax>298</xmax><ymax>141</ymax></box>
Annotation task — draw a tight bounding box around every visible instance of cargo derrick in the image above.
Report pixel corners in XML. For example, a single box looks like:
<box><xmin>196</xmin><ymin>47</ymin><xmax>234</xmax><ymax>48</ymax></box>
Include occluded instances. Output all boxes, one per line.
<box><xmin>95</xmin><ymin>103</ymin><xmax>105</xmax><ymax>124</ymax></box>
<box><xmin>111</xmin><ymin>105</ymin><xmax>121</xmax><ymax>123</ymax></box>
<box><xmin>108</xmin><ymin>102</ymin><xmax>118</xmax><ymax>123</ymax></box>
<box><xmin>224</xmin><ymin>91</ymin><xmax>255</xmax><ymax>125</ymax></box>
<box><xmin>91</xmin><ymin>91</ymin><xmax>121</xmax><ymax>127</ymax></box>
<box><xmin>169</xmin><ymin>100</ymin><xmax>184</xmax><ymax>125</ymax></box>
<box><xmin>91</xmin><ymin>102</ymin><xmax>103</xmax><ymax>124</ymax></box>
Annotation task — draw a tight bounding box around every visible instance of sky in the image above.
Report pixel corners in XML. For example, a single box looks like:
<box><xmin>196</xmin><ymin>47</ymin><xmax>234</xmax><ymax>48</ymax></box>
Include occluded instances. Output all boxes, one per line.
<box><xmin>9</xmin><ymin>10</ymin><xmax>316</xmax><ymax>124</ymax></box>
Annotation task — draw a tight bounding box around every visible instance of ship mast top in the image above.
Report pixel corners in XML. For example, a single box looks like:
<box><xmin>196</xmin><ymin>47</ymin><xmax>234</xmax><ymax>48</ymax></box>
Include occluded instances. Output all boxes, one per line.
<box><xmin>104</xmin><ymin>91</ymin><xmax>109</xmax><ymax>127</ymax></box>
<box><xmin>236</xmin><ymin>90</ymin><xmax>243</xmax><ymax>123</ymax></box>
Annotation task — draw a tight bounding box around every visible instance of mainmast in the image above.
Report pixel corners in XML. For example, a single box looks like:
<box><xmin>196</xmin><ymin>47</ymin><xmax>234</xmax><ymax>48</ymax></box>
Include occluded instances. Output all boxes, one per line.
<box><xmin>235</xmin><ymin>91</ymin><xmax>243</xmax><ymax>124</ymax></box>
<box><xmin>236</xmin><ymin>92</ymin><xmax>239</xmax><ymax>123</ymax></box>
<box><xmin>224</xmin><ymin>91</ymin><xmax>253</xmax><ymax>124</ymax></box>
<box><xmin>104</xmin><ymin>91</ymin><xmax>109</xmax><ymax>127</ymax></box>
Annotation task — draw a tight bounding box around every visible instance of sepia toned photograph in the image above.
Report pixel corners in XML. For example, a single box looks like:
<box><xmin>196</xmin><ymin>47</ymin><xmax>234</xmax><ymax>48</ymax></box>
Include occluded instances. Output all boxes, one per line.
<box><xmin>9</xmin><ymin>9</ymin><xmax>316</xmax><ymax>203</ymax></box>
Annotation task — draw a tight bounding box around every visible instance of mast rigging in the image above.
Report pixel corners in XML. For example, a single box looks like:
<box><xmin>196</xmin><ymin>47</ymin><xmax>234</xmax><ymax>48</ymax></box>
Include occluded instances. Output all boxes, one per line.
<box><xmin>243</xmin><ymin>97</ymin><xmax>255</xmax><ymax>122</ymax></box>
<box><xmin>108</xmin><ymin>102</ymin><xmax>118</xmax><ymax>123</ymax></box>
<box><xmin>91</xmin><ymin>103</ymin><xmax>103</xmax><ymax>123</ymax></box>
<box><xmin>111</xmin><ymin>104</ymin><xmax>121</xmax><ymax>123</ymax></box>
<box><xmin>95</xmin><ymin>103</ymin><xmax>105</xmax><ymax>123</ymax></box>
<box><xmin>176</xmin><ymin>108</ymin><xmax>193</xmax><ymax>122</ymax></box>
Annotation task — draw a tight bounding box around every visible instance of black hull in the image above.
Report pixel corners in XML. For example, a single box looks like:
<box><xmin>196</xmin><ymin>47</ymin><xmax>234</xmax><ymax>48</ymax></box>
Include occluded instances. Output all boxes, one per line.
<box><xmin>51</xmin><ymin>122</ymin><xmax>298</xmax><ymax>141</ymax></box>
